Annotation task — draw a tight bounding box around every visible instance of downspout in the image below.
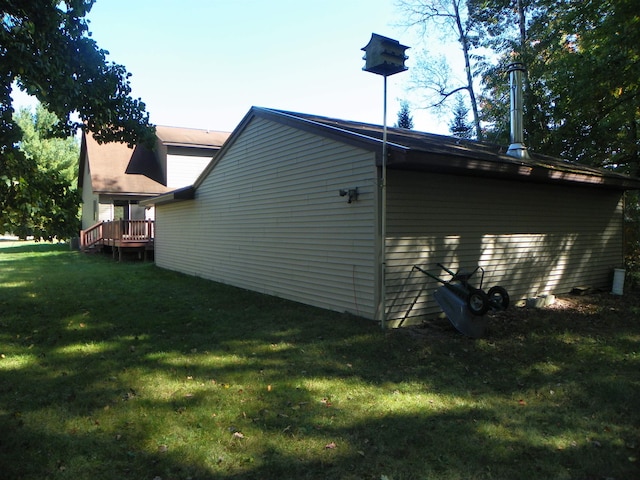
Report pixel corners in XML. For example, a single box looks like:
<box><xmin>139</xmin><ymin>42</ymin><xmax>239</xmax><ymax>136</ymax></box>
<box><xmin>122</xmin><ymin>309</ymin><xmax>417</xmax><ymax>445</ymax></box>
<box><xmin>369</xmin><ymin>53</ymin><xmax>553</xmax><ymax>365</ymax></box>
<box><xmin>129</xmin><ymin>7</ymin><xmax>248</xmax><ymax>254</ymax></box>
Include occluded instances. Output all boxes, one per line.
<box><xmin>506</xmin><ymin>62</ymin><xmax>530</xmax><ymax>159</ymax></box>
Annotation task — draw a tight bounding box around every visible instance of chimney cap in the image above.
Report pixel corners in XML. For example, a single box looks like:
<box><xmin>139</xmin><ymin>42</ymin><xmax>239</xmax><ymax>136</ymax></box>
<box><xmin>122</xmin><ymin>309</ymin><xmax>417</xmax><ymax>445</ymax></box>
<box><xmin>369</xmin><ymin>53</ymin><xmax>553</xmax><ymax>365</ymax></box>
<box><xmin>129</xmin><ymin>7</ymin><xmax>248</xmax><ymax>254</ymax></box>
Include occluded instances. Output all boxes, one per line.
<box><xmin>507</xmin><ymin>62</ymin><xmax>526</xmax><ymax>73</ymax></box>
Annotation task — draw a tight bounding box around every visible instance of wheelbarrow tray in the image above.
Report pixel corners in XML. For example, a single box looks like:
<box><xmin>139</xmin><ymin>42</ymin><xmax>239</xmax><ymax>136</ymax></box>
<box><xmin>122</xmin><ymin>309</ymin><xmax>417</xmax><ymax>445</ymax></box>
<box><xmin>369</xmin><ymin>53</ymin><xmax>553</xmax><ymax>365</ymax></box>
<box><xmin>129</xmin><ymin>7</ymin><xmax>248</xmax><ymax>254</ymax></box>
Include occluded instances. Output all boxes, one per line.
<box><xmin>434</xmin><ymin>286</ymin><xmax>488</xmax><ymax>338</ymax></box>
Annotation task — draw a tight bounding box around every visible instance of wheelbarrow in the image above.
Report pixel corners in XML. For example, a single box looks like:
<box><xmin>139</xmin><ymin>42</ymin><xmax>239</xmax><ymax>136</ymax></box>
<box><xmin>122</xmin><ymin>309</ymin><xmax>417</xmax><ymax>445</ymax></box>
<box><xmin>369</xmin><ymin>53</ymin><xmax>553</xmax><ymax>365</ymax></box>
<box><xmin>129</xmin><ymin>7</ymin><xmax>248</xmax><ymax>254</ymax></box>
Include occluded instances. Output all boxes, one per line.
<box><xmin>412</xmin><ymin>263</ymin><xmax>509</xmax><ymax>337</ymax></box>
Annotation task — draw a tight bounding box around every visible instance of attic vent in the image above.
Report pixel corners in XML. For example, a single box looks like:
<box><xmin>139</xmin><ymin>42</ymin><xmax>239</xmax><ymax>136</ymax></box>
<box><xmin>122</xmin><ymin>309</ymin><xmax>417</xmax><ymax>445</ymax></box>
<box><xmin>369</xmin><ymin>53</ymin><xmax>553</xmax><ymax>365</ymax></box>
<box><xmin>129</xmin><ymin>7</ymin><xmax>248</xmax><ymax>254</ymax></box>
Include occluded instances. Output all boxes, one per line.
<box><xmin>506</xmin><ymin>62</ymin><xmax>530</xmax><ymax>159</ymax></box>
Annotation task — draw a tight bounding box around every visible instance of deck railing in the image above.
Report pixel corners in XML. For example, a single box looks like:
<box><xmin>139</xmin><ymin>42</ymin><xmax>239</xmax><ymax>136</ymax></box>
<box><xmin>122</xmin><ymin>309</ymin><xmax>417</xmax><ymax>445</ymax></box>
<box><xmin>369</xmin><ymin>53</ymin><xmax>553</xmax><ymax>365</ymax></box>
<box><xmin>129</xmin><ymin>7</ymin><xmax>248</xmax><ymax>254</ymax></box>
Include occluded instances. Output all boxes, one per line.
<box><xmin>80</xmin><ymin>221</ymin><xmax>104</xmax><ymax>250</ymax></box>
<box><xmin>80</xmin><ymin>220</ymin><xmax>155</xmax><ymax>250</ymax></box>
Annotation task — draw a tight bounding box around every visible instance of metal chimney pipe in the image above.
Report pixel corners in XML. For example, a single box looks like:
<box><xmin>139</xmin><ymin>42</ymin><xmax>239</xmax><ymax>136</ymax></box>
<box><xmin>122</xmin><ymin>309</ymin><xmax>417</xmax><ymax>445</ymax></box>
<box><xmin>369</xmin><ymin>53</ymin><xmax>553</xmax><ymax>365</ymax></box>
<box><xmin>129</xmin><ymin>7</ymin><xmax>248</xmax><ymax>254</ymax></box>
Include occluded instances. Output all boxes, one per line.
<box><xmin>506</xmin><ymin>62</ymin><xmax>530</xmax><ymax>159</ymax></box>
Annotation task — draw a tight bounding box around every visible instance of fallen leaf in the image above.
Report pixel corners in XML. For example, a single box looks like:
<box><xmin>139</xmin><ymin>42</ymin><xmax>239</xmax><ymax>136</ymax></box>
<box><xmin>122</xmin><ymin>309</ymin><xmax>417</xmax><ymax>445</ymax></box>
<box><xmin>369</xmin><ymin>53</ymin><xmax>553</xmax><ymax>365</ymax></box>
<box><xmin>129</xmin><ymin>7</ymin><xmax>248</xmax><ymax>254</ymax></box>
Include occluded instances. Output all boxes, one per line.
<box><xmin>518</xmin><ymin>399</ymin><xmax>527</xmax><ymax>406</ymax></box>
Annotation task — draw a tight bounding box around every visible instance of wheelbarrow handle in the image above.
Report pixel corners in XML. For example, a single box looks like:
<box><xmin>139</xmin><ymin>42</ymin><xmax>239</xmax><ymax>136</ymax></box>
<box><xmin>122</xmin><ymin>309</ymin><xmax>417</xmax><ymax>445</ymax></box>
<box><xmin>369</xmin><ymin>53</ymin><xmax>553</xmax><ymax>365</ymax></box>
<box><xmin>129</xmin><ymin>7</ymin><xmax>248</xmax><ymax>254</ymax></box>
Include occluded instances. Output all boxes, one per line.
<box><xmin>412</xmin><ymin>265</ymin><xmax>447</xmax><ymax>285</ymax></box>
<box><xmin>436</xmin><ymin>263</ymin><xmax>456</xmax><ymax>276</ymax></box>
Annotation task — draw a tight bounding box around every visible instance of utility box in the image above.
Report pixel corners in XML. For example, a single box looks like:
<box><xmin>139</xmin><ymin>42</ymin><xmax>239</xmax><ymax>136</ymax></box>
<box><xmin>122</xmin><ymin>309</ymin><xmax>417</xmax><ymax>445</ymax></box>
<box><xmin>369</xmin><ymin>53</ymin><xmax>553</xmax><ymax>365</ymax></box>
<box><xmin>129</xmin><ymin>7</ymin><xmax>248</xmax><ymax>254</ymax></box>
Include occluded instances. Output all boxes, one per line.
<box><xmin>361</xmin><ymin>33</ymin><xmax>409</xmax><ymax>77</ymax></box>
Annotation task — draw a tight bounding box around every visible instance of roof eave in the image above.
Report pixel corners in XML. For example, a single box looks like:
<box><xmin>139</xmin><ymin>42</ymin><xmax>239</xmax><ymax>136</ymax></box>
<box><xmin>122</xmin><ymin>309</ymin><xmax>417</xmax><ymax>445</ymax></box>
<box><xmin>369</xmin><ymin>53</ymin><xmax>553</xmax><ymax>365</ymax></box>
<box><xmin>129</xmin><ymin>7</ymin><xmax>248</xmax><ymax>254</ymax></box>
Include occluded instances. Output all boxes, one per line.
<box><xmin>390</xmin><ymin>149</ymin><xmax>640</xmax><ymax>190</ymax></box>
<box><xmin>139</xmin><ymin>186</ymin><xmax>195</xmax><ymax>206</ymax></box>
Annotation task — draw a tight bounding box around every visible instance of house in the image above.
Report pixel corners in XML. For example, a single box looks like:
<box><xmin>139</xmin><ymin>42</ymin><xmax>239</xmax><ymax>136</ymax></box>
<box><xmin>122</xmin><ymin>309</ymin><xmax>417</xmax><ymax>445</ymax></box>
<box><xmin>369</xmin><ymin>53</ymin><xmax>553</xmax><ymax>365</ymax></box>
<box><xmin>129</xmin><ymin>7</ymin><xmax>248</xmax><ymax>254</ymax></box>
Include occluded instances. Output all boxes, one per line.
<box><xmin>78</xmin><ymin>125</ymin><xmax>231</xmax><ymax>230</ymax></box>
<box><xmin>141</xmin><ymin>107</ymin><xmax>640</xmax><ymax>327</ymax></box>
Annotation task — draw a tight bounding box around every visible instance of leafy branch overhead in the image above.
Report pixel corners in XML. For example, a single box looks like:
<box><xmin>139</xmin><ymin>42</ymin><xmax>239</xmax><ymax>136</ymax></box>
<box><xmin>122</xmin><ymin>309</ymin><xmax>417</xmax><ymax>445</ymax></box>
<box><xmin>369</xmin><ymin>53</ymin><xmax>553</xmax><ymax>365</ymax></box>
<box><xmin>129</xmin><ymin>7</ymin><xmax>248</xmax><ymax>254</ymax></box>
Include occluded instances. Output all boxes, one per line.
<box><xmin>399</xmin><ymin>0</ymin><xmax>639</xmax><ymax>177</ymax></box>
<box><xmin>1</xmin><ymin>0</ymin><xmax>155</xmax><ymax>148</ymax></box>
<box><xmin>1</xmin><ymin>0</ymin><xmax>156</xmax><ymax>240</ymax></box>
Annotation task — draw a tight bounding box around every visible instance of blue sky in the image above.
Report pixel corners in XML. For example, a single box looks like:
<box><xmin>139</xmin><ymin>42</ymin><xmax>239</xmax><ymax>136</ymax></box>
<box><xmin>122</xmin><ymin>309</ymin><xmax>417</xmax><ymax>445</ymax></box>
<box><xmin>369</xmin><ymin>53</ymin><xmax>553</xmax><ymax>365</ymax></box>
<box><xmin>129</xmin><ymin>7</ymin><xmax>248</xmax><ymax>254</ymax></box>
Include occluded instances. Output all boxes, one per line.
<box><xmin>13</xmin><ymin>0</ymin><xmax>452</xmax><ymax>134</ymax></box>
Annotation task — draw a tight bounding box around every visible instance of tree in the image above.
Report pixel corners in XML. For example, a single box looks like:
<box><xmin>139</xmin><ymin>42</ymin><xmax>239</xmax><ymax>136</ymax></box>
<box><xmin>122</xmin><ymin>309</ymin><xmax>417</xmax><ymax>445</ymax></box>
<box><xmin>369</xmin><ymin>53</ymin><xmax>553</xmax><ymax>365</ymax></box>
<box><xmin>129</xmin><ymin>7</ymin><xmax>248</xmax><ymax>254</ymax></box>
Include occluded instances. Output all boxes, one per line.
<box><xmin>395</xmin><ymin>101</ymin><xmax>414</xmax><ymax>129</ymax></box>
<box><xmin>1</xmin><ymin>0</ymin><xmax>154</xmax><ymax>146</ymax></box>
<box><xmin>3</xmin><ymin>104</ymin><xmax>80</xmax><ymax>240</ymax></box>
<box><xmin>470</xmin><ymin>0</ymin><xmax>543</xmax><ymax>147</ymax></box>
<box><xmin>474</xmin><ymin>0</ymin><xmax>640</xmax><ymax>176</ymax></box>
<box><xmin>14</xmin><ymin>104</ymin><xmax>79</xmax><ymax>183</ymax></box>
<box><xmin>1</xmin><ymin>0</ymin><xmax>155</xmax><ymax>239</ymax></box>
<box><xmin>398</xmin><ymin>0</ymin><xmax>483</xmax><ymax>139</ymax></box>
<box><xmin>449</xmin><ymin>94</ymin><xmax>474</xmax><ymax>139</ymax></box>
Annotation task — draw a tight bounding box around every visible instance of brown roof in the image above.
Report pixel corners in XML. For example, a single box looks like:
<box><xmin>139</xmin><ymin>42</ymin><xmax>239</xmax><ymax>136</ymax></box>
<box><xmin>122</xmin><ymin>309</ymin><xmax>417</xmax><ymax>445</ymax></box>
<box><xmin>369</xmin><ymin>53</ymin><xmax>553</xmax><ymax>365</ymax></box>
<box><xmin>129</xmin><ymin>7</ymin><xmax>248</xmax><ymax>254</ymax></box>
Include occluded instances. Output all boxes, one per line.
<box><xmin>79</xmin><ymin>126</ymin><xmax>232</xmax><ymax>196</ymax></box>
<box><xmin>80</xmin><ymin>132</ymin><xmax>169</xmax><ymax>196</ymax></box>
<box><xmin>244</xmin><ymin>108</ymin><xmax>640</xmax><ymax>190</ymax></box>
<box><xmin>155</xmin><ymin>126</ymin><xmax>230</xmax><ymax>148</ymax></box>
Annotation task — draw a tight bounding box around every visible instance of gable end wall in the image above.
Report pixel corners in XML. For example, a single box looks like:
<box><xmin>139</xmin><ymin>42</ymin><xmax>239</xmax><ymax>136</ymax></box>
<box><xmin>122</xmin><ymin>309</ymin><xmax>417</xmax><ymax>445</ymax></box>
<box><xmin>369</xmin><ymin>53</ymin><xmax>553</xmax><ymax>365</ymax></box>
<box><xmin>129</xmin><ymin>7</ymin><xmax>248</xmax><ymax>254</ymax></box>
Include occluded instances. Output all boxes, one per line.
<box><xmin>155</xmin><ymin>117</ymin><xmax>379</xmax><ymax>318</ymax></box>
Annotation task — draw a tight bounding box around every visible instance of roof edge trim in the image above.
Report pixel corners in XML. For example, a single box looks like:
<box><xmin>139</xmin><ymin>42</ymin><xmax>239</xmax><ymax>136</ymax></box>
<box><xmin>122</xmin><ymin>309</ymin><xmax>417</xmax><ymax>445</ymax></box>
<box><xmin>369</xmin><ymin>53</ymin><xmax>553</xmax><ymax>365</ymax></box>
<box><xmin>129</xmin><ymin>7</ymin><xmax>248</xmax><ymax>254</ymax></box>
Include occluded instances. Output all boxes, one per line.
<box><xmin>140</xmin><ymin>186</ymin><xmax>195</xmax><ymax>206</ymax></box>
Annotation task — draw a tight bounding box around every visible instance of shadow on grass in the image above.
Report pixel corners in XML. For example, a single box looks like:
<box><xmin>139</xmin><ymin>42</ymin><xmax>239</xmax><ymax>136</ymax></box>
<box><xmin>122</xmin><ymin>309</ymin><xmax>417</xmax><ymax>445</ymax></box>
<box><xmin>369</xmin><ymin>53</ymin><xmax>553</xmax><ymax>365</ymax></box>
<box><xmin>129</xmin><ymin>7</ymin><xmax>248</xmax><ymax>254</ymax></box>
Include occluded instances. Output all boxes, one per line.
<box><xmin>0</xmin><ymin>241</ymin><xmax>68</xmax><ymax>254</ymax></box>
<box><xmin>1</xmin><ymin>244</ymin><xmax>638</xmax><ymax>479</ymax></box>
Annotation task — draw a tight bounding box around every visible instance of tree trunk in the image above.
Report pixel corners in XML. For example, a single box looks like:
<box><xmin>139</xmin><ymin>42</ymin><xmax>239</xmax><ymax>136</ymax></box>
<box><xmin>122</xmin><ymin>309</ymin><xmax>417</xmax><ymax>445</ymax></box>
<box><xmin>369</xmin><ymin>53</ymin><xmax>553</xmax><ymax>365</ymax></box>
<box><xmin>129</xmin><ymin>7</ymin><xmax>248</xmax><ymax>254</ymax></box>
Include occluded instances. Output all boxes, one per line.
<box><xmin>453</xmin><ymin>0</ymin><xmax>482</xmax><ymax>139</ymax></box>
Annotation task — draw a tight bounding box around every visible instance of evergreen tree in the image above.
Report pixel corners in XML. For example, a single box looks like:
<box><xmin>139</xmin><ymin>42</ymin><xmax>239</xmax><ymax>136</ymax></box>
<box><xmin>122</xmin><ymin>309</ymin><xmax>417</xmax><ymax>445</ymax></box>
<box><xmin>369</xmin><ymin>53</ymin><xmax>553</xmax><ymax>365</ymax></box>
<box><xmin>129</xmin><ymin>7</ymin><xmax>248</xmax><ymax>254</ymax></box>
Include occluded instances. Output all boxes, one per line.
<box><xmin>7</xmin><ymin>104</ymin><xmax>80</xmax><ymax>240</ymax></box>
<box><xmin>398</xmin><ymin>0</ymin><xmax>483</xmax><ymax>139</ymax></box>
<box><xmin>14</xmin><ymin>104</ymin><xmax>79</xmax><ymax>182</ymax></box>
<box><xmin>449</xmin><ymin>95</ymin><xmax>474</xmax><ymax>139</ymax></box>
<box><xmin>395</xmin><ymin>101</ymin><xmax>414</xmax><ymax>129</ymax></box>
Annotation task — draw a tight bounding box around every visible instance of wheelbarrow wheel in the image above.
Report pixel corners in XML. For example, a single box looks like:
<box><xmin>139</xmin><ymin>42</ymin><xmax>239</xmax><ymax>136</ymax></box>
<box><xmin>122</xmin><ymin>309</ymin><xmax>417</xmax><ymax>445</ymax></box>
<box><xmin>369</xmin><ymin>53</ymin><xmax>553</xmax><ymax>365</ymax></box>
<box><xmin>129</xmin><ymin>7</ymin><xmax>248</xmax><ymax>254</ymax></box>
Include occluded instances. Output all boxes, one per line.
<box><xmin>467</xmin><ymin>288</ymin><xmax>490</xmax><ymax>316</ymax></box>
<box><xmin>488</xmin><ymin>286</ymin><xmax>509</xmax><ymax>310</ymax></box>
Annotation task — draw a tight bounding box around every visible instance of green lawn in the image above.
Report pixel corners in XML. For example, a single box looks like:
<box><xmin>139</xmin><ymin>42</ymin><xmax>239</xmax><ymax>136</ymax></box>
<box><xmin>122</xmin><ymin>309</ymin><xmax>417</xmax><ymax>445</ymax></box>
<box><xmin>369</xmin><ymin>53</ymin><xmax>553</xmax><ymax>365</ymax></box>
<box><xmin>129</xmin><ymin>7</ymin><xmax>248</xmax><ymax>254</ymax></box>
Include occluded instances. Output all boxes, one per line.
<box><xmin>0</xmin><ymin>242</ymin><xmax>638</xmax><ymax>479</ymax></box>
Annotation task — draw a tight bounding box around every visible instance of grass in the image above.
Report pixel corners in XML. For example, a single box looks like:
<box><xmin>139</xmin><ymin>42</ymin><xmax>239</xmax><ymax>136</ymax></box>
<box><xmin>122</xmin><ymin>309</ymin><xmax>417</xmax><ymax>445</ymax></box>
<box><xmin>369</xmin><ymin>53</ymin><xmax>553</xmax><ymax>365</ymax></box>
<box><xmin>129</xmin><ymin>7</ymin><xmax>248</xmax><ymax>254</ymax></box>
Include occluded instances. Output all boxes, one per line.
<box><xmin>0</xmin><ymin>241</ymin><xmax>638</xmax><ymax>480</ymax></box>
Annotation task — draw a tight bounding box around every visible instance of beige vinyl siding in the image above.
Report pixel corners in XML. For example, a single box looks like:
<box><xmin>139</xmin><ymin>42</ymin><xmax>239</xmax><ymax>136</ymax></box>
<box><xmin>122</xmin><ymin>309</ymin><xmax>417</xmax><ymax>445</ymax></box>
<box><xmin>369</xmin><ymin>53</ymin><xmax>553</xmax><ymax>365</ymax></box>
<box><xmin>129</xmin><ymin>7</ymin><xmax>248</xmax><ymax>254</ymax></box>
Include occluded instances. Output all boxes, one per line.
<box><xmin>80</xmin><ymin>158</ymin><xmax>99</xmax><ymax>229</ymax></box>
<box><xmin>155</xmin><ymin>116</ymin><xmax>379</xmax><ymax>318</ymax></box>
<box><xmin>166</xmin><ymin>153</ymin><xmax>212</xmax><ymax>189</ymax></box>
<box><xmin>98</xmin><ymin>201</ymin><xmax>113</xmax><ymax>222</ymax></box>
<box><xmin>385</xmin><ymin>169</ymin><xmax>624</xmax><ymax>325</ymax></box>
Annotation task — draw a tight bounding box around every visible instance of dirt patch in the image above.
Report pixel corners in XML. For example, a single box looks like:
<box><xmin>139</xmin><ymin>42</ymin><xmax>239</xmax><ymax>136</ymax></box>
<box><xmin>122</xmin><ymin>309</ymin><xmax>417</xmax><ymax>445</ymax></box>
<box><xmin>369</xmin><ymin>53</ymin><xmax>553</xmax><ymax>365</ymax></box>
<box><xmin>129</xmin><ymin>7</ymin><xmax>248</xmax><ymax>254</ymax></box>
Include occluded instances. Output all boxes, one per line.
<box><xmin>401</xmin><ymin>289</ymin><xmax>640</xmax><ymax>340</ymax></box>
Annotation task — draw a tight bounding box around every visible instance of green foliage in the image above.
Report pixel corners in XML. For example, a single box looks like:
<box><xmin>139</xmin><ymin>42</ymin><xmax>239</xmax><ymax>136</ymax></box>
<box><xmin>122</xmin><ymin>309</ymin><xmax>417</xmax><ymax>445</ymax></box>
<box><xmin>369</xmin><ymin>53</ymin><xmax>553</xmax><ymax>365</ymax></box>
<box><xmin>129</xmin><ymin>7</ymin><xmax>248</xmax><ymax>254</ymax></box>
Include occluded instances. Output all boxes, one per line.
<box><xmin>0</xmin><ymin>244</ymin><xmax>638</xmax><ymax>479</ymax></box>
<box><xmin>395</xmin><ymin>100</ymin><xmax>414</xmax><ymax>129</ymax></box>
<box><xmin>475</xmin><ymin>0</ymin><xmax>640</xmax><ymax>175</ymax></box>
<box><xmin>624</xmin><ymin>190</ymin><xmax>640</xmax><ymax>286</ymax></box>
<box><xmin>1</xmin><ymin>0</ymin><xmax>155</xmax><ymax>239</ymax></box>
<box><xmin>1</xmin><ymin>149</ymin><xmax>80</xmax><ymax>240</ymax></box>
<box><xmin>14</xmin><ymin>104</ymin><xmax>79</xmax><ymax>182</ymax></box>
<box><xmin>449</xmin><ymin>94</ymin><xmax>474</xmax><ymax>139</ymax></box>
<box><xmin>0</xmin><ymin>104</ymin><xmax>80</xmax><ymax>240</ymax></box>
<box><xmin>1</xmin><ymin>0</ymin><xmax>155</xmax><ymax>147</ymax></box>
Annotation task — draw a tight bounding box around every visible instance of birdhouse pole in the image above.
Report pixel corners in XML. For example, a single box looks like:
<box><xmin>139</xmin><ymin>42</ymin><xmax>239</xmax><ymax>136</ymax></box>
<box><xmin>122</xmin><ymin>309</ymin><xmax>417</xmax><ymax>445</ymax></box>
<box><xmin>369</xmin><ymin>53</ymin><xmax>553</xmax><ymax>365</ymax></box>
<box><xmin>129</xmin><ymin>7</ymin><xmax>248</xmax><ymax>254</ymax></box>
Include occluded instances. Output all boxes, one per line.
<box><xmin>361</xmin><ymin>34</ymin><xmax>409</xmax><ymax>329</ymax></box>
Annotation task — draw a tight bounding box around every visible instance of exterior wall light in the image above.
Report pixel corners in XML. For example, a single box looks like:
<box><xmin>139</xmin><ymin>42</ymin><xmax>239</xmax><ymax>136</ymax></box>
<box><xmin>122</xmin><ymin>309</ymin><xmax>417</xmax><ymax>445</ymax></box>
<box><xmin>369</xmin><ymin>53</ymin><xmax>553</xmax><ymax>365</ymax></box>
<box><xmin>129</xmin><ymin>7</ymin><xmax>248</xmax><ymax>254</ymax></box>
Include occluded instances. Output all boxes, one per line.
<box><xmin>339</xmin><ymin>187</ymin><xmax>359</xmax><ymax>203</ymax></box>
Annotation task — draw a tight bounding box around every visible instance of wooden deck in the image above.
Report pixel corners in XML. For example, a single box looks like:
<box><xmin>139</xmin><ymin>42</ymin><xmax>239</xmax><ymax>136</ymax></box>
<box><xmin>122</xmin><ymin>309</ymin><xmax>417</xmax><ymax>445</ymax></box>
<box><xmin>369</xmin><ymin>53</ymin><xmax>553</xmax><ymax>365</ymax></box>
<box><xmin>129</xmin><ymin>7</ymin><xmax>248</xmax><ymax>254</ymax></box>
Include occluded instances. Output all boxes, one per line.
<box><xmin>80</xmin><ymin>220</ymin><xmax>154</xmax><ymax>261</ymax></box>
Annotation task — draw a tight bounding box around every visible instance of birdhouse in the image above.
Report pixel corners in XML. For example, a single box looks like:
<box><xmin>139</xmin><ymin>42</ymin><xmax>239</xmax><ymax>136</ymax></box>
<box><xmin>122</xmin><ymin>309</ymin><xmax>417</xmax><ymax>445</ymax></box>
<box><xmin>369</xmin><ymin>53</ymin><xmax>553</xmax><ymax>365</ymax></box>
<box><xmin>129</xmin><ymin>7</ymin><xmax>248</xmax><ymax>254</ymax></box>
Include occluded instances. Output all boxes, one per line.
<box><xmin>361</xmin><ymin>33</ymin><xmax>409</xmax><ymax>77</ymax></box>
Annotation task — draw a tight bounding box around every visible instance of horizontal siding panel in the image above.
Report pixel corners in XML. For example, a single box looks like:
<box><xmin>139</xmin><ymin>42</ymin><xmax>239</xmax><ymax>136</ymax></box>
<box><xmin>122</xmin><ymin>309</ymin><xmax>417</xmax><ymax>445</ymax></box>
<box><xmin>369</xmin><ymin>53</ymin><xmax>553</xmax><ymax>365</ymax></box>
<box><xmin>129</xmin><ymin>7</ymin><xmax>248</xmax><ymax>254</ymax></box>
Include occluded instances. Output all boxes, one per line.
<box><xmin>166</xmin><ymin>154</ymin><xmax>212</xmax><ymax>189</ymax></box>
<box><xmin>156</xmin><ymin>117</ymin><xmax>378</xmax><ymax>318</ymax></box>
<box><xmin>385</xmin><ymin>170</ymin><xmax>624</xmax><ymax>323</ymax></box>
<box><xmin>156</xmin><ymin>117</ymin><xmax>625</xmax><ymax>328</ymax></box>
